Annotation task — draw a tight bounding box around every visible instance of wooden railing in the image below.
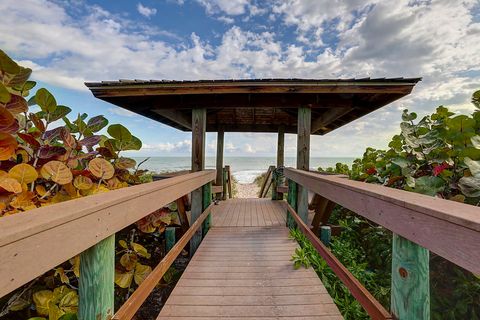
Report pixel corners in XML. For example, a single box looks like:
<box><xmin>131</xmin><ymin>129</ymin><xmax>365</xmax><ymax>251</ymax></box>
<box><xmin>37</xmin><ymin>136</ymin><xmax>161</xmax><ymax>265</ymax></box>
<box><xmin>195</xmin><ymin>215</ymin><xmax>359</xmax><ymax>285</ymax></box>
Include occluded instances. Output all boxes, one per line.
<box><xmin>284</xmin><ymin>167</ymin><xmax>480</xmax><ymax>320</ymax></box>
<box><xmin>0</xmin><ymin>170</ymin><xmax>216</xmax><ymax>319</ymax></box>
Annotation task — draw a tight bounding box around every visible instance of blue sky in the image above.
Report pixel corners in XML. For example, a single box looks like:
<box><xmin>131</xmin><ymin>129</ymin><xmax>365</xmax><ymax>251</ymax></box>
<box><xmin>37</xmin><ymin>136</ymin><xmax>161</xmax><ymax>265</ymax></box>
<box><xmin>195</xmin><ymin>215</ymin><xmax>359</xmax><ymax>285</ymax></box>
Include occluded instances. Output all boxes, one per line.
<box><xmin>1</xmin><ymin>0</ymin><xmax>479</xmax><ymax>157</ymax></box>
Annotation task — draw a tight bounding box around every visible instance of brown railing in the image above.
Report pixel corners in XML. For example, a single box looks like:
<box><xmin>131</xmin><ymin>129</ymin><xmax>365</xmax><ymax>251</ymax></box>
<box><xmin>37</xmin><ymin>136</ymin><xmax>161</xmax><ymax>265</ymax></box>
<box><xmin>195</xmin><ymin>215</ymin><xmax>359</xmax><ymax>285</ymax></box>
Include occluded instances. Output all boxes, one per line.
<box><xmin>0</xmin><ymin>170</ymin><xmax>216</xmax><ymax>319</ymax></box>
<box><xmin>284</xmin><ymin>167</ymin><xmax>480</xmax><ymax>319</ymax></box>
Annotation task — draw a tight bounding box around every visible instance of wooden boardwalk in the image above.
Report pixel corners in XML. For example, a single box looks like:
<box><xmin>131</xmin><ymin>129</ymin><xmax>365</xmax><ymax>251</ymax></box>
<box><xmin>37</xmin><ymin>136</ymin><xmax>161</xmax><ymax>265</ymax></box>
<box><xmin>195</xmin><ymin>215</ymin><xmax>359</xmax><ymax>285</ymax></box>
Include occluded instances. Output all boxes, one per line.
<box><xmin>157</xmin><ymin>199</ymin><xmax>342</xmax><ymax>319</ymax></box>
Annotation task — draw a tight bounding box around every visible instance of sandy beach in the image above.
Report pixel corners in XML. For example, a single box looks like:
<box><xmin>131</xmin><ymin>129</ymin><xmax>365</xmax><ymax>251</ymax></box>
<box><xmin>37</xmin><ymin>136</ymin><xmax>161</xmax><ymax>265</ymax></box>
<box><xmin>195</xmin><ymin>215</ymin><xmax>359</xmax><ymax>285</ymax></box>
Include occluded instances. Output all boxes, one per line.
<box><xmin>236</xmin><ymin>183</ymin><xmax>260</xmax><ymax>198</ymax></box>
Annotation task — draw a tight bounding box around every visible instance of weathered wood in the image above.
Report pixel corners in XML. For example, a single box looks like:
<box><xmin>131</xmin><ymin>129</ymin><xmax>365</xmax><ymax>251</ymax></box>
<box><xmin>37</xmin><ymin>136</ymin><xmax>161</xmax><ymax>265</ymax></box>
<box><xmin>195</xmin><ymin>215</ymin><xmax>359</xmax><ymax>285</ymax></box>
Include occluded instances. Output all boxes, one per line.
<box><xmin>176</xmin><ymin>196</ymin><xmax>190</xmax><ymax>233</ymax></box>
<box><xmin>202</xmin><ymin>182</ymin><xmax>212</xmax><ymax>235</ymax></box>
<box><xmin>222</xmin><ymin>167</ymin><xmax>227</xmax><ymax>200</ymax></box>
<box><xmin>78</xmin><ymin>235</ymin><xmax>114</xmax><ymax>320</ymax></box>
<box><xmin>157</xmin><ymin>227</ymin><xmax>342</xmax><ymax>319</ymax></box>
<box><xmin>285</xmin><ymin>202</ymin><xmax>393</xmax><ymax>320</ymax></box>
<box><xmin>284</xmin><ymin>168</ymin><xmax>480</xmax><ymax>274</ymax></box>
<box><xmin>226</xmin><ymin>166</ymin><xmax>232</xmax><ymax>199</ymax></box>
<box><xmin>215</xmin><ymin>129</ymin><xmax>224</xmax><ymax>199</ymax></box>
<box><xmin>277</xmin><ymin>125</ymin><xmax>285</xmax><ymax>168</ymax></box>
<box><xmin>0</xmin><ymin>170</ymin><xmax>215</xmax><ymax>297</ymax></box>
<box><xmin>296</xmin><ymin>106</ymin><xmax>310</xmax><ymax>223</ymax></box>
<box><xmin>211</xmin><ymin>199</ymin><xmax>286</xmax><ymax>227</ymax></box>
<box><xmin>311</xmin><ymin>196</ymin><xmax>328</xmax><ymax>231</ymax></box>
<box><xmin>190</xmin><ymin>108</ymin><xmax>206</xmax><ymax>255</ymax></box>
<box><xmin>391</xmin><ymin>234</ymin><xmax>429</xmax><ymax>320</ymax></box>
<box><xmin>271</xmin><ymin>168</ymin><xmax>280</xmax><ymax>200</ymax></box>
<box><xmin>153</xmin><ymin>108</ymin><xmax>192</xmax><ymax>130</ymax></box>
<box><xmin>286</xmin><ymin>180</ymin><xmax>297</xmax><ymax>228</ymax></box>
<box><xmin>113</xmin><ymin>204</ymin><xmax>213</xmax><ymax>320</ymax></box>
<box><xmin>258</xmin><ymin>166</ymin><xmax>272</xmax><ymax>198</ymax></box>
<box><xmin>311</xmin><ymin>107</ymin><xmax>354</xmax><ymax>133</ymax></box>
<box><xmin>165</xmin><ymin>227</ymin><xmax>176</xmax><ymax>253</ymax></box>
<box><xmin>320</xmin><ymin>226</ymin><xmax>332</xmax><ymax>246</ymax></box>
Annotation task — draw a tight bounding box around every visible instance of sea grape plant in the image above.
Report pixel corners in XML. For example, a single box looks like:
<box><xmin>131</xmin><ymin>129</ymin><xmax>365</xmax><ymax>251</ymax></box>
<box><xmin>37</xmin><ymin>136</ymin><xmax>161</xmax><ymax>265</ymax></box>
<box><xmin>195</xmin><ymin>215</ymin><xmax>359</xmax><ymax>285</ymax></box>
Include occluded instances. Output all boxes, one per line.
<box><xmin>0</xmin><ymin>49</ymin><xmax>179</xmax><ymax>320</ymax></box>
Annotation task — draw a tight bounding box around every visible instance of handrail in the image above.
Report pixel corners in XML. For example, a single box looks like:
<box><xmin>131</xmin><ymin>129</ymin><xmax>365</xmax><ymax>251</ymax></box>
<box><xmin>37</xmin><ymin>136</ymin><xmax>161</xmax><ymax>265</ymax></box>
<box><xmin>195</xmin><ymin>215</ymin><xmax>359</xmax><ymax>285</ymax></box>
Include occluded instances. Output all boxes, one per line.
<box><xmin>285</xmin><ymin>202</ymin><xmax>392</xmax><ymax>320</ymax></box>
<box><xmin>284</xmin><ymin>167</ymin><xmax>480</xmax><ymax>274</ymax></box>
<box><xmin>0</xmin><ymin>170</ymin><xmax>216</xmax><ymax>297</ymax></box>
<box><xmin>114</xmin><ymin>203</ymin><xmax>214</xmax><ymax>319</ymax></box>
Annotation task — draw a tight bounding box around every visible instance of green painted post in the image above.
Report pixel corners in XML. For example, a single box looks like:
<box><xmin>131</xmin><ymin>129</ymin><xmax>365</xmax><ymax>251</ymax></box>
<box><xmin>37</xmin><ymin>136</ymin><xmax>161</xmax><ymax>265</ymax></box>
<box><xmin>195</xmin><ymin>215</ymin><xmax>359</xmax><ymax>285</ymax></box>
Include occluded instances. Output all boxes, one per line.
<box><xmin>202</xmin><ymin>182</ymin><xmax>212</xmax><ymax>236</ymax></box>
<box><xmin>271</xmin><ymin>168</ymin><xmax>279</xmax><ymax>200</ymax></box>
<box><xmin>165</xmin><ymin>227</ymin><xmax>176</xmax><ymax>252</ymax></box>
<box><xmin>320</xmin><ymin>226</ymin><xmax>331</xmax><ymax>246</ymax></box>
<box><xmin>286</xmin><ymin>179</ymin><xmax>297</xmax><ymax>229</ymax></box>
<box><xmin>391</xmin><ymin>233</ymin><xmax>430</xmax><ymax>320</ymax></box>
<box><xmin>78</xmin><ymin>235</ymin><xmax>114</xmax><ymax>320</ymax></box>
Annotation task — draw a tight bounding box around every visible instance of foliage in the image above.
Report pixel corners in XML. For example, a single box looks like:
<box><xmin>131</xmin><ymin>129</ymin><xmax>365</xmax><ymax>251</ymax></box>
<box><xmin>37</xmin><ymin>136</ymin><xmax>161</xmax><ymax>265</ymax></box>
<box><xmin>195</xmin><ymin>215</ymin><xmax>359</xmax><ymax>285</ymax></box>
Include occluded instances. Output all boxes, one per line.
<box><xmin>0</xmin><ymin>49</ymin><xmax>180</xmax><ymax>320</ymax></box>
<box><xmin>313</xmin><ymin>92</ymin><xmax>480</xmax><ymax>318</ymax></box>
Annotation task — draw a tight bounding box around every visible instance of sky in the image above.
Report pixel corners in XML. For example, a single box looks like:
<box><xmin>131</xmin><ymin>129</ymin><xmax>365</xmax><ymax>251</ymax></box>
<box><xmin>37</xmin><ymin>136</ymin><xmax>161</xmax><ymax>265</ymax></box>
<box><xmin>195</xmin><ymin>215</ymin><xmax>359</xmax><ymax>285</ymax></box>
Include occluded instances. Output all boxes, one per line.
<box><xmin>1</xmin><ymin>0</ymin><xmax>479</xmax><ymax>157</ymax></box>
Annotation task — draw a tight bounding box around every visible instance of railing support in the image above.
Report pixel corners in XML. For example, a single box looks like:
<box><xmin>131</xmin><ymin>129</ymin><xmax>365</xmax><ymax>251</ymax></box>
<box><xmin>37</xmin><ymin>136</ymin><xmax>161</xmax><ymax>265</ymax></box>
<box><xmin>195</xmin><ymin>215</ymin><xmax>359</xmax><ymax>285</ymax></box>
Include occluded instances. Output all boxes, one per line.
<box><xmin>320</xmin><ymin>226</ymin><xmax>331</xmax><ymax>246</ymax></box>
<box><xmin>271</xmin><ymin>167</ymin><xmax>283</xmax><ymax>200</ymax></box>
<box><xmin>286</xmin><ymin>179</ymin><xmax>297</xmax><ymax>228</ymax></box>
<box><xmin>202</xmin><ymin>182</ymin><xmax>212</xmax><ymax>235</ymax></box>
<box><xmin>222</xmin><ymin>167</ymin><xmax>227</xmax><ymax>200</ymax></box>
<box><xmin>78</xmin><ymin>235</ymin><xmax>114</xmax><ymax>320</ymax></box>
<box><xmin>391</xmin><ymin>234</ymin><xmax>430</xmax><ymax>319</ymax></box>
<box><xmin>165</xmin><ymin>227</ymin><xmax>176</xmax><ymax>253</ymax></box>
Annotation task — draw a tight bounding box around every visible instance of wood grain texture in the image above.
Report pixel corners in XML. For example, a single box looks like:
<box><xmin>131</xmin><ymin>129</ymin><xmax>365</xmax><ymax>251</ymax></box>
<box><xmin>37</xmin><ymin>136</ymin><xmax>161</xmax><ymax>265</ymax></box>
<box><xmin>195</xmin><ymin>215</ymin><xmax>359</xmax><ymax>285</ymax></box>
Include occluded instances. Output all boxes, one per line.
<box><xmin>211</xmin><ymin>199</ymin><xmax>286</xmax><ymax>227</ymax></box>
<box><xmin>391</xmin><ymin>233</ymin><xmax>429</xmax><ymax>320</ymax></box>
<box><xmin>114</xmin><ymin>203</ymin><xmax>213</xmax><ymax>320</ymax></box>
<box><xmin>191</xmin><ymin>108</ymin><xmax>206</xmax><ymax>172</ymax></box>
<box><xmin>202</xmin><ymin>182</ymin><xmax>212</xmax><ymax>236</ymax></box>
<box><xmin>285</xmin><ymin>202</ymin><xmax>392</xmax><ymax>320</ymax></box>
<box><xmin>277</xmin><ymin>125</ymin><xmax>285</xmax><ymax>168</ymax></box>
<box><xmin>284</xmin><ymin>168</ymin><xmax>480</xmax><ymax>274</ymax></box>
<box><xmin>226</xmin><ymin>166</ymin><xmax>232</xmax><ymax>199</ymax></box>
<box><xmin>286</xmin><ymin>179</ymin><xmax>297</xmax><ymax>228</ymax></box>
<box><xmin>0</xmin><ymin>170</ymin><xmax>215</xmax><ymax>297</ymax></box>
<box><xmin>215</xmin><ymin>129</ymin><xmax>224</xmax><ymax>189</ymax></box>
<box><xmin>78</xmin><ymin>235</ymin><xmax>114</xmax><ymax>320</ymax></box>
<box><xmin>296</xmin><ymin>106</ymin><xmax>311</xmax><ymax>171</ymax></box>
<box><xmin>157</xmin><ymin>226</ymin><xmax>342</xmax><ymax>319</ymax></box>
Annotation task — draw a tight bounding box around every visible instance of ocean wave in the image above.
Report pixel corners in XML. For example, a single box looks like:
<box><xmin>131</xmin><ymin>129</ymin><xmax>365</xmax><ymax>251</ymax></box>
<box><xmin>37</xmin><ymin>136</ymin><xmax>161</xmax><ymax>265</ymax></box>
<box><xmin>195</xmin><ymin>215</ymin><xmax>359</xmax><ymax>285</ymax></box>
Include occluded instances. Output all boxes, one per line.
<box><xmin>232</xmin><ymin>170</ymin><xmax>265</xmax><ymax>184</ymax></box>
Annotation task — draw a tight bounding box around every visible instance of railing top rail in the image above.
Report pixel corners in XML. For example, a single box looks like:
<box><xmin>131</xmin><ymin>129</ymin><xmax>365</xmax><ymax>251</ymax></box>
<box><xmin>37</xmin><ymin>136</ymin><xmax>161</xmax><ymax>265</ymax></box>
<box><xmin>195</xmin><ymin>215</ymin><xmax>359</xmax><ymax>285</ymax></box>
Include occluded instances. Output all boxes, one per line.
<box><xmin>284</xmin><ymin>167</ymin><xmax>480</xmax><ymax>274</ymax></box>
<box><xmin>0</xmin><ymin>170</ymin><xmax>215</xmax><ymax>297</ymax></box>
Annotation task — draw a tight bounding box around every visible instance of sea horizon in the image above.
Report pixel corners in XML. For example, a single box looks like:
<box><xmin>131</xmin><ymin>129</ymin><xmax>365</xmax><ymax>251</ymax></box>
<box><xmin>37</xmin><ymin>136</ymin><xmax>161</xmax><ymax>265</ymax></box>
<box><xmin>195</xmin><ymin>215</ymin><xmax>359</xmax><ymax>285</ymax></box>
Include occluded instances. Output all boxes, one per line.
<box><xmin>131</xmin><ymin>156</ymin><xmax>357</xmax><ymax>184</ymax></box>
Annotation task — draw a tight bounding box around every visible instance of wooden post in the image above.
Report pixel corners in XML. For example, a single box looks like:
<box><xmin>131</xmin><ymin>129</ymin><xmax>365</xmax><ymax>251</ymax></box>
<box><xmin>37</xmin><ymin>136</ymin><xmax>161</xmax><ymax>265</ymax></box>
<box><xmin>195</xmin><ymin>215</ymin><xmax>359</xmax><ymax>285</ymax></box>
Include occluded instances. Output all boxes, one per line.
<box><xmin>277</xmin><ymin>125</ymin><xmax>285</xmax><ymax>168</ymax></box>
<box><xmin>222</xmin><ymin>167</ymin><xmax>228</xmax><ymax>200</ymax></box>
<box><xmin>202</xmin><ymin>181</ymin><xmax>212</xmax><ymax>235</ymax></box>
<box><xmin>286</xmin><ymin>179</ymin><xmax>297</xmax><ymax>228</ymax></box>
<box><xmin>227</xmin><ymin>166</ymin><xmax>232</xmax><ymax>199</ymax></box>
<box><xmin>165</xmin><ymin>227</ymin><xmax>176</xmax><ymax>252</ymax></box>
<box><xmin>297</xmin><ymin>106</ymin><xmax>311</xmax><ymax>223</ymax></box>
<box><xmin>320</xmin><ymin>226</ymin><xmax>331</xmax><ymax>246</ymax></box>
<box><xmin>78</xmin><ymin>235</ymin><xmax>114</xmax><ymax>320</ymax></box>
<box><xmin>215</xmin><ymin>128</ymin><xmax>224</xmax><ymax>200</ymax></box>
<box><xmin>190</xmin><ymin>108</ymin><xmax>206</xmax><ymax>256</ymax></box>
<box><xmin>391</xmin><ymin>234</ymin><xmax>430</xmax><ymax>319</ymax></box>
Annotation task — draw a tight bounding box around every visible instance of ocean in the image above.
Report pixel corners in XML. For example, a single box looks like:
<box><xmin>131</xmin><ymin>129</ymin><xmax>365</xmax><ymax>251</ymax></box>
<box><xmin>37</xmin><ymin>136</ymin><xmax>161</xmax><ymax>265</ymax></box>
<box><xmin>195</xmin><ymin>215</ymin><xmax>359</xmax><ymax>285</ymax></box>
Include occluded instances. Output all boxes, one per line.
<box><xmin>131</xmin><ymin>156</ymin><xmax>356</xmax><ymax>184</ymax></box>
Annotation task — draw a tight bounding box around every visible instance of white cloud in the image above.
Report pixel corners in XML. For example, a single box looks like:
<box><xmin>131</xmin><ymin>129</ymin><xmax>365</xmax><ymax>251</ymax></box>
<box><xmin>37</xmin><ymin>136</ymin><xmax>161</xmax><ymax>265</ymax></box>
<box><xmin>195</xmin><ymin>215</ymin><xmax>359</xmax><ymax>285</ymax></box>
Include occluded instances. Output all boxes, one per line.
<box><xmin>217</xmin><ymin>16</ymin><xmax>235</xmax><ymax>24</ymax></box>
<box><xmin>137</xmin><ymin>3</ymin><xmax>157</xmax><ymax>18</ymax></box>
<box><xmin>142</xmin><ymin>139</ymin><xmax>192</xmax><ymax>152</ymax></box>
<box><xmin>196</xmin><ymin>0</ymin><xmax>250</xmax><ymax>15</ymax></box>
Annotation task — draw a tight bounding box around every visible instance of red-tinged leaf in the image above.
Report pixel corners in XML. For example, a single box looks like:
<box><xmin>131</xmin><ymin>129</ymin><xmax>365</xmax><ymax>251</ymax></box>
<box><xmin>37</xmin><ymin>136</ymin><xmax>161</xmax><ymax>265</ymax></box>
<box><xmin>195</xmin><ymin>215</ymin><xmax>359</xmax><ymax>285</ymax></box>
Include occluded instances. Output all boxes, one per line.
<box><xmin>5</xmin><ymin>95</ymin><xmax>28</xmax><ymax>114</ymax></box>
<box><xmin>2</xmin><ymin>119</ymin><xmax>18</xmax><ymax>134</ymax></box>
<box><xmin>29</xmin><ymin>113</ymin><xmax>45</xmax><ymax>132</ymax></box>
<box><xmin>87</xmin><ymin>115</ymin><xmax>108</xmax><ymax>132</ymax></box>
<box><xmin>17</xmin><ymin>133</ymin><xmax>40</xmax><ymax>148</ymax></box>
<box><xmin>0</xmin><ymin>133</ymin><xmax>17</xmax><ymax>161</ymax></box>
<box><xmin>76</xmin><ymin>151</ymin><xmax>98</xmax><ymax>160</ymax></box>
<box><xmin>79</xmin><ymin>135</ymin><xmax>101</xmax><ymax>148</ymax></box>
<box><xmin>38</xmin><ymin>145</ymin><xmax>66</xmax><ymax>159</ymax></box>
<box><xmin>0</xmin><ymin>107</ymin><xmax>15</xmax><ymax>132</ymax></box>
<box><xmin>44</xmin><ymin>127</ymin><xmax>64</xmax><ymax>142</ymax></box>
<box><xmin>60</xmin><ymin>128</ymin><xmax>76</xmax><ymax>148</ymax></box>
<box><xmin>96</xmin><ymin>146</ymin><xmax>115</xmax><ymax>158</ymax></box>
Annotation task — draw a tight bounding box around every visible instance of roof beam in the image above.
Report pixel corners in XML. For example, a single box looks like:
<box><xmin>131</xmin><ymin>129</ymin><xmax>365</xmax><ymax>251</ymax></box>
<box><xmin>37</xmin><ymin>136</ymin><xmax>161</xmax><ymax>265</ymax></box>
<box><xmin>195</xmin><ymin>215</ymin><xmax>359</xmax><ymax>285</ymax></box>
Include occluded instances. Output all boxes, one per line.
<box><xmin>153</xmin><ymin>109</ymin><xmax>192</xmax><ymax>130</ymax></box>
<box><xmin>311</xmin><ymin>107</ymin><xmax>354</xmax><ymax>133</ymax></box>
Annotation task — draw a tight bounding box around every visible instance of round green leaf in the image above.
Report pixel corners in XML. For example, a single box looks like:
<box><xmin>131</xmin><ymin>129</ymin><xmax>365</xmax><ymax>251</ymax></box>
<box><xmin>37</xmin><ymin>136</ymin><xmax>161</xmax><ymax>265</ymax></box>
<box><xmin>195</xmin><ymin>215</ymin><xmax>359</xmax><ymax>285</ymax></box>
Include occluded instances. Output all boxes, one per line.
<box><xmin>108</xmin><ymin>124</ymin><xmax>132</xmax><ymax>141</ymax></box>
<box><xmin>35</xmin><ymin>88</ymin><xmax>57</xmax><ymax>113</ymax></box>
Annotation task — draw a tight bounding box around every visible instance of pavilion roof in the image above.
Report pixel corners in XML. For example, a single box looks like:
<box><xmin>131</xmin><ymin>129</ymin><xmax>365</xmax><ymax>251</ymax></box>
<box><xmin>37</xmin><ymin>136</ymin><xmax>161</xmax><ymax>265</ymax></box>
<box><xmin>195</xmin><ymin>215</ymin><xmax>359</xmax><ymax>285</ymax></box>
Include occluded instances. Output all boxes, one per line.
<box><xmin>85</xmin><ymin>78</ymin><xmax>421</xmax><ymax>135</ymax></box>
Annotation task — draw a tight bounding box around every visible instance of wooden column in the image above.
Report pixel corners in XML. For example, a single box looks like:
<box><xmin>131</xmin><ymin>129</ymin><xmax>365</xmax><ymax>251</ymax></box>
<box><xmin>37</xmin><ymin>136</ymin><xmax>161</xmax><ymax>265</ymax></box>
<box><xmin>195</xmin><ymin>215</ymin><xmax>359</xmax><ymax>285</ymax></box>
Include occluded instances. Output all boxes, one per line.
<box><xmin>202</xmin><ymin>182</ymin><xmax>212</xmax><ymax>235</ymax></box>
<box><xmin>391</xmin><ymin>234</ymin><xmax>430</xmax><ymax>319</ymax></box>
<box><xmin>78</xmin><ymin>235</ymin><xmax>114</xmax><ymax>320</ymax></box>
<box><xmin>286</xmin><ymin>179</ymin><xmax>297</xmax><ymax>228</ymax></box>
<box><xmin>190</xmin><ymin>108</ymin><xmax>206</xmax><ymax>256</ymax></box>
<box><xmin>296</xmin><ymin>107</ymin><xmax>311</xmax><ymax>223</ymax></box>
<box><xmin>277</xmin><ymin>125</ymin><xmax>285</xmax><ymax>168</ymax></box>
<box><xmin>215</xmin><ymin>128</ymin><xmax>224</xmax><ymax>200</ymax></box>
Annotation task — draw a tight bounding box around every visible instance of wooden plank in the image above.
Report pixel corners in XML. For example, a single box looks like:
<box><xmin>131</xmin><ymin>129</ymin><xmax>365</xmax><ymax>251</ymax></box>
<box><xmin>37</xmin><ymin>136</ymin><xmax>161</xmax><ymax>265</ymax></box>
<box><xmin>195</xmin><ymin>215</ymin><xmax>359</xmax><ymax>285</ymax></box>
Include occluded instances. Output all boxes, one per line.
<box><xmin>285</xmin><ymin>202</ymin><xmax>393</xmax><ymax>320</ymax></box>
<box><xmin>215</xmin><ymin>128</ymin><xmax>224</xmax><ymax>199</ymax></box>
<box><xmin>113</xmin><ymin>203</ymin><xmax>213</xmax><ymax>320</ymax></box>
<box><xmin>284</xmin><ymin>167</ymin><xmax>480</xmax><ymax>274</ymax></box>
<box><xmin>0</xmin><ymin>170</ymin><xmax>215</xmax><ymax>297</ymax></box>
<box><xmin>311</xmin><ymin>107</ymin><xmax>353</xmax><ymax>133</ymax></box>
<box><xmin>190</xmin><ymin>108</ymin><xmax>206</xmax><ymax>255</ymax></box>
<box><xmin>153</xmin><ymin>108</ymin><xmax>192</xmax><ymax>130</ymax></box>
<box><xmin>166</xmin><ymin>294</ymin><xmax>334</xmax><ymax>305</ymax></box>
<box><xmin>78</xmin><ymin>235</ymin><xmax>114</xmax><ymax>320</ymax></box>
<box><xmin>277</xmin><ymin>125</ymin><xmax>285</xmax><ymax>168</ymax></box>
<box><xmin>222</xmin><ymin>167</ymin><xmax>227</xmax><ymax>200</ymax></box>
<box><xmin>259</xmin><ymin>166</ymin><xmax>272</xmax><ymax>198</ymax></box>
<box><xmin>211</xmin><ymin>185</ymin><xmax>222</xmax><ymax>194</ymax></box>
<box><xmin>226</xmin><ymin>165</ymin><xmax>232</xmax><ymax>199</ymax></box>
<box><xmin>391</xmin><ymin>234</ymin><xmax>429</xmax><ymax>319</ymax></box>
<box><xmin>171</xmin><ymin>285</ymin><xmax>329</xmax><ymax>296</ymax></box>
<box><xmin>176</xmin><ymin>196</ymin><xmax>189</xmax><ymax>233</ymax></box>
<box><xmin>296</xmin><ymin>106</ymin><xmax>310</xmax><ymax>224</ymax></box>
